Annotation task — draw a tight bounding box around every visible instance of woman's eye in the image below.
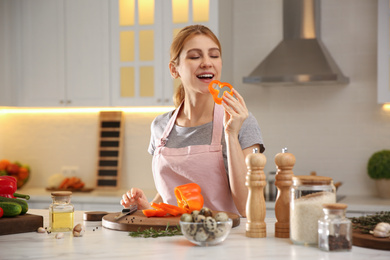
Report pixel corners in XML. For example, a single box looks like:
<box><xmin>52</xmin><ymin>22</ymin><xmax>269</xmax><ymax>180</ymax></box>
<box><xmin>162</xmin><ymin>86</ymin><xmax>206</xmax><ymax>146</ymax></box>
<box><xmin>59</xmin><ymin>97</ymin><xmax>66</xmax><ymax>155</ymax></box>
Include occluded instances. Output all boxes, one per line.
<box><xmin>210</xmin><ymin>55</ymin><xmax>220</xmax><ymax>58</ymax></box>
<box><xmin>189</xmin><ymin>56</ymin><xmax>200</xmax><ymax>59</ymax></box>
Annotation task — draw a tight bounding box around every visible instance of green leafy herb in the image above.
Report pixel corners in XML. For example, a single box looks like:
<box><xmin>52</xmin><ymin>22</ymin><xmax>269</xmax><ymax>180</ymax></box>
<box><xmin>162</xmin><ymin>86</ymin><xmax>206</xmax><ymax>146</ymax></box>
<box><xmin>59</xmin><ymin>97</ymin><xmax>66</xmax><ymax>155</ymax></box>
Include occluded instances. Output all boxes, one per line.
<box><xmin>128</xmin><ymin>223</ymin><xmax>182</xmax><ymax>238</ymax></box>
<box><xmin>350</xmin><ymin>211</ymin><xmax>390</xmax><ymax>234</ymax></box>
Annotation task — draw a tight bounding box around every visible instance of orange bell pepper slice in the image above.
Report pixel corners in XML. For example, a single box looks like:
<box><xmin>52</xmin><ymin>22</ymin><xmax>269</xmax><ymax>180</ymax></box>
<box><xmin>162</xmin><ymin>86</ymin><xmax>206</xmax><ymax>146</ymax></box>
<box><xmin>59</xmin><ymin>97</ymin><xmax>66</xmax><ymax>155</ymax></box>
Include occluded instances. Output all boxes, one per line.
<box><xmin>142</xmin><ymin>209</ymin><xmax>167</xmax><ymax>217</ymax></box>
<box><xmin>151</xmin><ymin>202</ymin><xmax>186</xmax><ymax>216</ymax></box>
<box><xmin>208</xmin><ymin>80</ymin><xmax>233</xmax><ymax>105</ymax></box>
<box><xmin>174</xmin><ymin>183</ymin><xmax>204</xmax><ymax>213</ymax></box>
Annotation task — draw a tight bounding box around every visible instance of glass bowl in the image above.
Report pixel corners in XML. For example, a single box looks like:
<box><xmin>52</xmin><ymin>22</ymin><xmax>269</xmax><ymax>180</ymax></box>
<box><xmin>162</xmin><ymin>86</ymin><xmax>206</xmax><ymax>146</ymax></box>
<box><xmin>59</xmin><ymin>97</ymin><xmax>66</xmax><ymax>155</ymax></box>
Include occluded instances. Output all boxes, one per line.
<box><xmin>179</xmin><ymin>218</ymin><xmax>232</xmax><ymax>246</ymax></box>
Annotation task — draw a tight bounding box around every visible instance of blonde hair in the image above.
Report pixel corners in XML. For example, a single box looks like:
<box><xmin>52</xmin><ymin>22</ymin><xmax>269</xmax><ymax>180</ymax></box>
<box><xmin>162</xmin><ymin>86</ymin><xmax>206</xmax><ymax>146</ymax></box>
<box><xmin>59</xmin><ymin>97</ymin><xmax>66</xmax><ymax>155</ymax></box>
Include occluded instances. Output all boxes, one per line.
<box><xmin>170</xmin><ymin>25</ymin><xmax>221</xmax><ymax>108</ymax></box>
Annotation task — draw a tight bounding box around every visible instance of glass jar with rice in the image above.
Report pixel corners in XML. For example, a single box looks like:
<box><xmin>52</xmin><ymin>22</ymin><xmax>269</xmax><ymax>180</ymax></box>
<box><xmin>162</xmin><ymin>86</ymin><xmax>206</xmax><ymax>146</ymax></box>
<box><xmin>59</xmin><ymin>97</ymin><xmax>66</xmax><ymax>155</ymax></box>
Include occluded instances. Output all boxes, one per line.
<box><xmin>290</xmin><ymin>175</ymin><xmax>336</xmax><ymax>246</ymax></box>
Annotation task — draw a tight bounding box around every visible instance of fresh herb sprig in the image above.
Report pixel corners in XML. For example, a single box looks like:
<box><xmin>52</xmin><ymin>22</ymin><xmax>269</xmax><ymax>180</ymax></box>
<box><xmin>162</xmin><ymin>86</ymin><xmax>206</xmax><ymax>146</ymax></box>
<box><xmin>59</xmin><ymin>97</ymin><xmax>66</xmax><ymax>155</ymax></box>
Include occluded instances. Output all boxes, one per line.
<box><xmin>350</xmin><ymin>211</ymin><xmax>390</xmax><ymax>234</ymax></box>
<box><xmin>128</xmin><ymin>223</ymin><xmax>182</xmax><ymax>238</ymax></box>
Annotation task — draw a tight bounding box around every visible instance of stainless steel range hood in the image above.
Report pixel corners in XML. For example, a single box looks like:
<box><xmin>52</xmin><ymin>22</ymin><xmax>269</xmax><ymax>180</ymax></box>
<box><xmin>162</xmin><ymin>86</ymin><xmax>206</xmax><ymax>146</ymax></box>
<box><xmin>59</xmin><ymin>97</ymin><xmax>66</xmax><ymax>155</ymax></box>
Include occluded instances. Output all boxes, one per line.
<box><xmin>243</xmin><ymin>0</ymin><xmax>349</xmax><ymax>85</ymax></box>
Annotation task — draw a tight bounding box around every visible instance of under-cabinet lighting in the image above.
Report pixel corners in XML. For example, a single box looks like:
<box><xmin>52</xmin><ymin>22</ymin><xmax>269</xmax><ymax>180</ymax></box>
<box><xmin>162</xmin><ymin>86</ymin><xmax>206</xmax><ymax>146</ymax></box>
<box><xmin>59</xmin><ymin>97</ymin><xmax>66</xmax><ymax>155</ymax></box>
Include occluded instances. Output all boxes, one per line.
<box><xmin>383</xmin><ymin>104</ymin><xmax>390</xmax><ymax>111</ymax></box>
<box><xmin>0</xmin><ymin>106</ymin><xmax>174</xmax><ymax>114</ymax></box>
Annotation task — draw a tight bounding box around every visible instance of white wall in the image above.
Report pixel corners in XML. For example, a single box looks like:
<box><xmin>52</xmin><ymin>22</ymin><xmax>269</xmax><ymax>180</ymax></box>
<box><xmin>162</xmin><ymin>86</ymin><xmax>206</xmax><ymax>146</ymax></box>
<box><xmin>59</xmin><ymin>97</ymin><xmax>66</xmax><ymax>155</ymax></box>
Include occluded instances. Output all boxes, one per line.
<box><xmin>0</xmin><ymin>0</ymin><xmax>389</xmax><ymax>198</ymax></box>
<box><xmin>230</xmin><ymin>0</ymin><xmax>390</xmax><ymax>196</ymax></box>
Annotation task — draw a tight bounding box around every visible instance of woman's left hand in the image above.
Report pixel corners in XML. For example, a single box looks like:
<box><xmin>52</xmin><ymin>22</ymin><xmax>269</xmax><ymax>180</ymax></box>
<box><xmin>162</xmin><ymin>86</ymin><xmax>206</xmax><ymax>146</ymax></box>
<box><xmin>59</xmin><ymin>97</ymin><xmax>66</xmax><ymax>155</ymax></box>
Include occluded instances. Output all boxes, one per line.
<box><xmin>221</xmin><ymin>88</ymin><xmax>249</xmax><ymax>136</ymax></box>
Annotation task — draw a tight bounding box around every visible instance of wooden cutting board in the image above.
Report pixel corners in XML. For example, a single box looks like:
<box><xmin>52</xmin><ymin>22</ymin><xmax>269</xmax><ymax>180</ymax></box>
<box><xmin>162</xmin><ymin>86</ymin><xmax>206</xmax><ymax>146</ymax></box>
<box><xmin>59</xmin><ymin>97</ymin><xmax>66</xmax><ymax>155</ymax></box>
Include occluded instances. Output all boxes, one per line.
<box><xmin>0</xmin><ymin>213</ymin><xmax>43</xmax><ymax>236</ymax></box>
<box><xmin>353</xmin><ymin>230</ymin><xmax>390</xmax><ymax>251</ymax></box>
<box><xmin>102</xmin><ymin>210</ymin><xmax>240</xmax><ymax>232</ymax></box>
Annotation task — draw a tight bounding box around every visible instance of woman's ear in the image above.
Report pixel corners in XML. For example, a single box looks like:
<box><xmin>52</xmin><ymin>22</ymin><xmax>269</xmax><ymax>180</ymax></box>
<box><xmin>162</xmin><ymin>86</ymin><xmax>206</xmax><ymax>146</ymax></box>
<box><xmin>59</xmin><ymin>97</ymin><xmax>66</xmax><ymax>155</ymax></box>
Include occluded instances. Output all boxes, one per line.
<box><xmin>169</xmin><ymin>62</ymin><xmax>180</xmax><ymax>79</ymax></box>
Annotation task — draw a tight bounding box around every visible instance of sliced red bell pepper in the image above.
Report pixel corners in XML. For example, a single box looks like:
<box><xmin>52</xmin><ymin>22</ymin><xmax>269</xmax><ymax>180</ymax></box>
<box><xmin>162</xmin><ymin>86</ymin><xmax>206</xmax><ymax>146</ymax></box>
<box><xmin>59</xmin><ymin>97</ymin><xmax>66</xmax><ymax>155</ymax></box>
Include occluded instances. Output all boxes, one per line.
<box><xmin>142</xmin><ymin>209</ymin><xmax>167</xmax><ymax>217</ymax></box>
<box><xmin>174</xmin><ymin>183</ymin><xmax>204</xmax><ymax>213</ymax></box>
<box><xmin>0</xmin><ymin>207</ymin><xmax>3</xmax><ymax>218</ymax></box>
<box><xmin>208</xmin><ymin>80</ymin><xmax>233</xmax><ymax>105</ymax></box>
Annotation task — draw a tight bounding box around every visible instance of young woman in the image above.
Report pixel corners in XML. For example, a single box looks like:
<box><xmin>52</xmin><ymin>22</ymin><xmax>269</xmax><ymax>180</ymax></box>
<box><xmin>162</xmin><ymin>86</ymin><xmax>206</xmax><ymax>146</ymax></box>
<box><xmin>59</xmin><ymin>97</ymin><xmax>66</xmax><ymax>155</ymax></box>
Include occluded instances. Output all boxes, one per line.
<box><xmin>121</xmin><ymin>25</ymin><xmax>265</xmax><ymax>216</ymax></box>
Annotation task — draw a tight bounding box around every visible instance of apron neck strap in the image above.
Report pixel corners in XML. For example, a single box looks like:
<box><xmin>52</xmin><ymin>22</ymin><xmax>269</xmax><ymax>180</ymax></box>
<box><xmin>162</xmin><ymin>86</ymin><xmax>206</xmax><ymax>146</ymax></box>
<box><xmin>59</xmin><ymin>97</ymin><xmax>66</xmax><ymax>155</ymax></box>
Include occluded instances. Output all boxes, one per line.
<box><xmin>158</xmin><ymin>101</ymin><xmax>224</xmax><ymax>147</ymax></box>
<box><xmin>211</xmin><ymin>104</ymin><xmax>224</xmax><ymax>145</ymax></box>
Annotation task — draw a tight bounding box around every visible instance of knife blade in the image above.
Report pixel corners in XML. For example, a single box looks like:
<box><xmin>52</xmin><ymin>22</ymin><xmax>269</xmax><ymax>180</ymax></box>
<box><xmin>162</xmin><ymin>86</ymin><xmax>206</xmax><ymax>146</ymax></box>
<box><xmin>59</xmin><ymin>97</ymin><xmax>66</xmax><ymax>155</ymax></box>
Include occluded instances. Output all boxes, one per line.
<box><xmin>114</xmin><ymin>205</ymin><xmax>138</xmax><ymax>221</ymax></box>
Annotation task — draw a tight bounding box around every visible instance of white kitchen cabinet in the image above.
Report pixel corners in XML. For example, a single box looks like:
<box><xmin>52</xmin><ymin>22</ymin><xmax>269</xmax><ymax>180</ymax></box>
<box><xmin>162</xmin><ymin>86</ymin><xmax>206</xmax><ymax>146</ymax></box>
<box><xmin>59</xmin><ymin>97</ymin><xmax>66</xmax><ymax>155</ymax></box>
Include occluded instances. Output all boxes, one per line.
<box><xmin>7</xmin><ymin>0</ymin><xmax>219</xmax><ymax>107</ymax></box>
<box><xmin>110</xmin><ymin>0</ymin><xmax>219</xmax><ymax>106</ymax></box>
<box><xmin>0</xmin><ymin>0</ymin><xmax>19</xmax><ymax>106</ymax></box>
<box><xmin>378</xmin><ymin>0</ymin><xmax>390</xmax><ymax>104</ymax></box>
<box><xmin>18</xmin><ymin>0</ymin><xmax>110</xmax><ymax>107</ymax></box>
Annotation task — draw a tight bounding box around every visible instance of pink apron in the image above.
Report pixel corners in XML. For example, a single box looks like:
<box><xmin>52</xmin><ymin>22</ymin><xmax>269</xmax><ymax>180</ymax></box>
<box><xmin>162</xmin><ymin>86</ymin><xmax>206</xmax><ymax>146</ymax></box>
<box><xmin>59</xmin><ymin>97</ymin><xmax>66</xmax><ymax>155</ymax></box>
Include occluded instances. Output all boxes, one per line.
<box><xmin>152</xmin><ymin>102</ymin><xmax>239</xmax><ymax>214</ymax></box>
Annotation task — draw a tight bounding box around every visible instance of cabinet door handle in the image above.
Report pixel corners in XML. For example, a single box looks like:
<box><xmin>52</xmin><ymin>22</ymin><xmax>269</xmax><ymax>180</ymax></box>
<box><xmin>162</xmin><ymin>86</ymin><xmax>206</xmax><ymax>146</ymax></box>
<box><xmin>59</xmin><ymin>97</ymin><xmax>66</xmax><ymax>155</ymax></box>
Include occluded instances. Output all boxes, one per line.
<box><xmin>66</xmin><ymin>100</ymin><xmax>72</xmax><ymax>104</ymax></box>
<box><xmin>60</xmin><ymin>100</ymin><xmax>64</xmax><ymax>104</ymax></box>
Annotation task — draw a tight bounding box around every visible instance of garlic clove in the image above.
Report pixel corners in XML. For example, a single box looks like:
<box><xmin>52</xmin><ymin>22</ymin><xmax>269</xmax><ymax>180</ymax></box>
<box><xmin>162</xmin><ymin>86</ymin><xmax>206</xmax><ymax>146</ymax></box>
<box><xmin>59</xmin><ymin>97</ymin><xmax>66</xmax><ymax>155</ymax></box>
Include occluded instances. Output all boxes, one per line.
<box><xmin>73</xmin><ymin>223</ymin><xmax>85</xmax><ymax>237</ymax></box>
<box><xmin>369</xmin><ymin>222</ymin><xmax>390</xmax><ymax>238</ymax></box>
<box><xmin>37</xmin><ymin>227</ymin><xmax>46</xmax><ymax>233</ymax></box>
<box><xmin>55</xmin><ymin>233</ymin><xmax>64</xmax><ymax>239</ymax></box>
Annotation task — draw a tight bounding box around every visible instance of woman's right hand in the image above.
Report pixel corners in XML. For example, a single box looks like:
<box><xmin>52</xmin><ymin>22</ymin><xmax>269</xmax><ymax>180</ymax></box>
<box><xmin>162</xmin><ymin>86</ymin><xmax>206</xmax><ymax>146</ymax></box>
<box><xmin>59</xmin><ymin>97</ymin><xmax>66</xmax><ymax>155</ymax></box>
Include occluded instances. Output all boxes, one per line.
<box><xmin>120</xmin><ymin>188</ymin><xmax>151</xmax><ymax>210</ymax></box>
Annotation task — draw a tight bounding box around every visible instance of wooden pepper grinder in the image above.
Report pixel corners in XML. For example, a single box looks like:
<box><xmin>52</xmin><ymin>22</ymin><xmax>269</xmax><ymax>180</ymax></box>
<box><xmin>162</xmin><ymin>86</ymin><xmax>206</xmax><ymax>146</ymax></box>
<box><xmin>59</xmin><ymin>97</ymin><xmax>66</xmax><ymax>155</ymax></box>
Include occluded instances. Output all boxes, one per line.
<box><xmin>245</xmin><ymin>152</ymin><xmax>267</xmax><ymax>238</ymax></box>
<box><xmin>274</xmin><ymin>148</ymin><xmax>295</xmax><ymax>238</ymax></box>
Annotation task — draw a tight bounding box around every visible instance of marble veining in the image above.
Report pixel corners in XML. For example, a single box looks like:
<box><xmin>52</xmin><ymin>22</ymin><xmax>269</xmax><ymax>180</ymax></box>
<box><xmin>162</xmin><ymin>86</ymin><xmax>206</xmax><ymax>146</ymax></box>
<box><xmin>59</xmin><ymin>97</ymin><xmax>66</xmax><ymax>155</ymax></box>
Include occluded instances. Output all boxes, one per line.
<box><xmin>0</xmin><ymin>209</ymin><xmax>389</xmax><ymax>260</ymax></box>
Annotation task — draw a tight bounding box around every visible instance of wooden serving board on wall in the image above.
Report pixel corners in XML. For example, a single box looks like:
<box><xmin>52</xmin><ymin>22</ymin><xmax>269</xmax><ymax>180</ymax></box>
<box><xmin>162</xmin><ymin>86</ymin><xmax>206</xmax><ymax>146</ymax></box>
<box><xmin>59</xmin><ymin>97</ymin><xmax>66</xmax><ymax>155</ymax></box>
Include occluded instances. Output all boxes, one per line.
<box><xmin>95</xmin><ymin>111</ymin><xmax>124</xmax><ymax>190</ymax></box>
<box><xmin>102</xmin><ymin>210</ymin><xmax>240</xmax><ymax>232</ymax></box>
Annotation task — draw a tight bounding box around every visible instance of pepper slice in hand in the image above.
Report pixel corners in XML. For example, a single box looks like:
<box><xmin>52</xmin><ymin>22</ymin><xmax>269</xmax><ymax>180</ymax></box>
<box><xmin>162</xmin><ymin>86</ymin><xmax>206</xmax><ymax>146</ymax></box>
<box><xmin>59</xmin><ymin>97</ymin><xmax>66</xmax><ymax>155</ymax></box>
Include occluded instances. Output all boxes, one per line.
<box><xmin>208</xmin><ymin>80</ymin><xmax>233</xmax><ymax>105</ymax></box>
<box><xmin>174</xmin><ymin>183</ymin><xmax>204</xmax><ymax>213</ymax></box>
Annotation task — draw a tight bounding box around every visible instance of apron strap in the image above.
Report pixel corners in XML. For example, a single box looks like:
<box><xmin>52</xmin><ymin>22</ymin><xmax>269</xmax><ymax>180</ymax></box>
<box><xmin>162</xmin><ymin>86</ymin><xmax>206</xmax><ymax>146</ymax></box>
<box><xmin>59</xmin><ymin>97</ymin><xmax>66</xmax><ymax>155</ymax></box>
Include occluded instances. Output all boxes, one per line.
<box><xmin>157</xmin><ymin>102</ymin><xmax>183</xmax><ymax>148</ymax></box>
<box><xmin>211</xmin><ymin>104</ymin><xmax>224</xmax><ymax>146</ymax></box>
<box><xmin>157</xmin><ymin>102</ymin><xmax>224</xmax><ymax>147</ymax></box>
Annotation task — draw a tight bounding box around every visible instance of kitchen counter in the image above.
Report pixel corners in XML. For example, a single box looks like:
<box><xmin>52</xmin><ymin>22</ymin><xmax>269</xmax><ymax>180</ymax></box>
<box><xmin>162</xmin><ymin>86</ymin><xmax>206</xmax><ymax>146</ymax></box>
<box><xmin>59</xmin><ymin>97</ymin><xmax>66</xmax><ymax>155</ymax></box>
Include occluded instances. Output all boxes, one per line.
<box><xmin>21</xmin><ymin>188</ymin><xmax>390</xmax><ymax>215</ymax></box>
<box><xmin>19</xmin><ymin>187</ymin><xmax>157</xmax><ymax>211</ymax></box>
<box><xmin>0</xmin><ymin>209</ymin><xmax>389</xmax><ymax>260</ymax></box>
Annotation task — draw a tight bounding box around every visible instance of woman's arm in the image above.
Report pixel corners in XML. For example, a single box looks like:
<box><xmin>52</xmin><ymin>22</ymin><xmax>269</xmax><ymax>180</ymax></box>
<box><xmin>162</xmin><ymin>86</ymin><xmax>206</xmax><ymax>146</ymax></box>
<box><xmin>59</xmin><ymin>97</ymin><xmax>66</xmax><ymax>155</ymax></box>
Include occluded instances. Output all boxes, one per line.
<box><xmin>222</xmin><ymin>89</ymin><xmax>260</xmax><ymax>217</ymax></box>
<box><xmin>225</xmin><ymin>139</ymin><xmax>260</xmax><ymax>217</ymax></box>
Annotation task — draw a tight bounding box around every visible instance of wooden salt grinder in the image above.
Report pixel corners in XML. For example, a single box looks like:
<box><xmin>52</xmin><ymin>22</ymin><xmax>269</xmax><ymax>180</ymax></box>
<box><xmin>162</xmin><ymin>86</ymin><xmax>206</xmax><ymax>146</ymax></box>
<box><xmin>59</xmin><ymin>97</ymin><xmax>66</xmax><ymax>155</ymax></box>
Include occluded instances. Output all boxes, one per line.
<box><xmin>245</xmin><ymin>153</ymin><xmax>267</xmax><ymax>238</ymax></box>
<box><xmin>274</xmin><ymin>148</ymin><xmax>296</xmax><ymax>238</ymax></box>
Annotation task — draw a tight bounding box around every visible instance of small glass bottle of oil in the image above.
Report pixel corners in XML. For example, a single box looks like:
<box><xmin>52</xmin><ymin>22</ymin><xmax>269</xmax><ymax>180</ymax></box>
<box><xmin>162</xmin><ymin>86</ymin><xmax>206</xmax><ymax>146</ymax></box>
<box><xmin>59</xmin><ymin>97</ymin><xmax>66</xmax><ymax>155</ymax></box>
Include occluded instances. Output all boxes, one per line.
<box><xmin>49</xmin><ymin>191</ymin><xmax>74</xmax><ymax>232</ymax></box>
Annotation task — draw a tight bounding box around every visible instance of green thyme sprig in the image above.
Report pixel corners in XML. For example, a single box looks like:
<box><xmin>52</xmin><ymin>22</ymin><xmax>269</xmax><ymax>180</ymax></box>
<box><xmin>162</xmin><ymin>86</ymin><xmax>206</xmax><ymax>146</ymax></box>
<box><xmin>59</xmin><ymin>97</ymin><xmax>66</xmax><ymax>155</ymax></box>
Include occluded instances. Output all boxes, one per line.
<box><xmin>128</xmin><ymin>223</ymin><xmax>182</xmax><ymax>238</ymax></box>
<box><xmin>350</xmin><ymin>211</ymin><xmax>390</xmax><ymax>234</ymax></box>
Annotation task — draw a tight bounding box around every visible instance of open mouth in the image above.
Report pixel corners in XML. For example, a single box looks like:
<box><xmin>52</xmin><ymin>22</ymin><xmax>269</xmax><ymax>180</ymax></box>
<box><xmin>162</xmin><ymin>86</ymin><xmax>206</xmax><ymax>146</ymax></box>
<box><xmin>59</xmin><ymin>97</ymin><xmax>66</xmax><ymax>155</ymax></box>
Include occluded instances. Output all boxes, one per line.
<box><xmin>197</xmin><ymin>73</ymin><xmax>214</xmax><ymax>80</ymax></box>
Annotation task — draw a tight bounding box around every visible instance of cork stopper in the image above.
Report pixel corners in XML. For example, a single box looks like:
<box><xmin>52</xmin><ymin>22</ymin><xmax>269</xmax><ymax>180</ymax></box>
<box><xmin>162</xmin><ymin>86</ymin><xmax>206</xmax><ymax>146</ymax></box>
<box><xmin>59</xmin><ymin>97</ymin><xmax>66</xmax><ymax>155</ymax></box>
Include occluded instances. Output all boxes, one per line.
<box><xmin>322</xmin><ymin>203</ymin><xmax>348</xmax><ymax>210</ymax></box>
<box><xmin>293</xmin><ymin>175</ymin><xmax>333</xmax><ymax>185</ymax></box>
<box><xmin>51</xmin><ymin>191</ymin><xmax>72</xmax><ymax>197</ymax></box>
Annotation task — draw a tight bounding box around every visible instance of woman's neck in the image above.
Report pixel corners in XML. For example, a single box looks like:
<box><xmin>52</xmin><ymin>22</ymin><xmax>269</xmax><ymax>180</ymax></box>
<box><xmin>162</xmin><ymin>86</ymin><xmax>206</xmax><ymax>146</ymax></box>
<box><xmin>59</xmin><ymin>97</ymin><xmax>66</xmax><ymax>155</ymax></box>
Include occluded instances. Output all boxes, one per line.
<box><xmin>176</xmin><ymin>95</ymin><xmax>215</xmax><ymax>127</ymax></box>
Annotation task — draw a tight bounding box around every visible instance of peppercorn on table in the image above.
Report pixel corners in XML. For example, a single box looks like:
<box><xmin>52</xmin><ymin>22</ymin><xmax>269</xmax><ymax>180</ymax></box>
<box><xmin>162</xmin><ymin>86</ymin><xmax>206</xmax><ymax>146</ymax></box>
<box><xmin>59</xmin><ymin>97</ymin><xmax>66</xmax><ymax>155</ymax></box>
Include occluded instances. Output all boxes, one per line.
<box><xmin>0</xmin><ymin>209</ymin><xmax>389</xmax><ymax>260</ymax></box>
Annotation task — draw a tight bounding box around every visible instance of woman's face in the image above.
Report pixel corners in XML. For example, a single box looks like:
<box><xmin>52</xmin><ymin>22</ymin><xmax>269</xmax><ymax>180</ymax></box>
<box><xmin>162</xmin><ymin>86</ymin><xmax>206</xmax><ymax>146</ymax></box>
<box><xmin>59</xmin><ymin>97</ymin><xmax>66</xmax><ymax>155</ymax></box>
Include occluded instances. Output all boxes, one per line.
<box><xmin>173</xmin><ymin>34</ymin><xmax>222</xmax><ymax>95</ymax></box>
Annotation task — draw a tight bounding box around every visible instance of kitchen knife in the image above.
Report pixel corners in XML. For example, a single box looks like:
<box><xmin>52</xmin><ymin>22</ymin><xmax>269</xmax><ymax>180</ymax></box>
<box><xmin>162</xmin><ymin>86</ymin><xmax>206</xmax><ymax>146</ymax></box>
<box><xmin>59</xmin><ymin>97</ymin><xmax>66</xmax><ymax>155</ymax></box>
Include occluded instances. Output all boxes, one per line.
<box><xmin>114</xmin><ymin>205</ymin><xmax>138</xmax><ymax>221</ymax></box>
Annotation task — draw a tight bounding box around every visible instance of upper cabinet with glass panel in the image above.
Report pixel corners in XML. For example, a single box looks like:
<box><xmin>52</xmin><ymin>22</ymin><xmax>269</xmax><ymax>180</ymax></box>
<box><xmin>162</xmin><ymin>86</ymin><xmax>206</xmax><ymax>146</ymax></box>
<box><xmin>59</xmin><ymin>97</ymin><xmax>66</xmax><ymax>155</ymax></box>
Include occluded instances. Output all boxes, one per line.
<box><xmin>110</xmin><ymin>0</ymin><xmax>218</xmax><ymax>106</ymax></box>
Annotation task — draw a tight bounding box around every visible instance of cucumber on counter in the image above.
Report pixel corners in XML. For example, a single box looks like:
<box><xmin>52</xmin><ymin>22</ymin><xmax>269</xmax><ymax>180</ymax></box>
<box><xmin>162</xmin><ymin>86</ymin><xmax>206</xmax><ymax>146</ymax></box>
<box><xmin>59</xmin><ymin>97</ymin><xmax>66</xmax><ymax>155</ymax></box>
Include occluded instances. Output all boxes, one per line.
<box><xmin>0</xmin><ymin>197</ymin><xmax>28</xmax><ymax>215</ymax></box>
<box><xmin>0</xmin><ymin>202</ymin><xmax>22</xmax><ymax>217</ymax></box>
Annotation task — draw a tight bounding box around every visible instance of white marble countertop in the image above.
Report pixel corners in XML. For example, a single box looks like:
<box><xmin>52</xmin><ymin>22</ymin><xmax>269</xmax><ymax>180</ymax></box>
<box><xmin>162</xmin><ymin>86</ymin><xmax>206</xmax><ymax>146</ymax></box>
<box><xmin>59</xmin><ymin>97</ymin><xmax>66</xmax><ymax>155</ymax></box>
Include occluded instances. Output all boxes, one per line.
<box><xmin>0</xmin><ymin>209</ymin><xmax>389</xmax><ymax>260</ymax></box>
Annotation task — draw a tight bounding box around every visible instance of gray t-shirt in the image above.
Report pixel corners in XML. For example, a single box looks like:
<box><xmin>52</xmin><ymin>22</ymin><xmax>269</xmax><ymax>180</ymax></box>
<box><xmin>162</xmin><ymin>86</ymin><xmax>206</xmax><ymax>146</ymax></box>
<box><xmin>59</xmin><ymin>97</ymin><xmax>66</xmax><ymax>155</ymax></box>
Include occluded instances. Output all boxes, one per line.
<box><xmin>148</xmin><ymin>110</ymin><xmax>265</xmax><ymax>174</ymax></box>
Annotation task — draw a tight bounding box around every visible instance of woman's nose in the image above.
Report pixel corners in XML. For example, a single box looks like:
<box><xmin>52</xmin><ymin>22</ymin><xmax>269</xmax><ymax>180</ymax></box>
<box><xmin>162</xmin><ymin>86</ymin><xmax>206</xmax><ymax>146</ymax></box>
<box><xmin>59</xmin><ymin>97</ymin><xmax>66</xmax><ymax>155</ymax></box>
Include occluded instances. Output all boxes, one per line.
<box><xmin>200</xmin><ymin>57</ymin><xmax>212</xmax><ymax>68</ymax></box>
